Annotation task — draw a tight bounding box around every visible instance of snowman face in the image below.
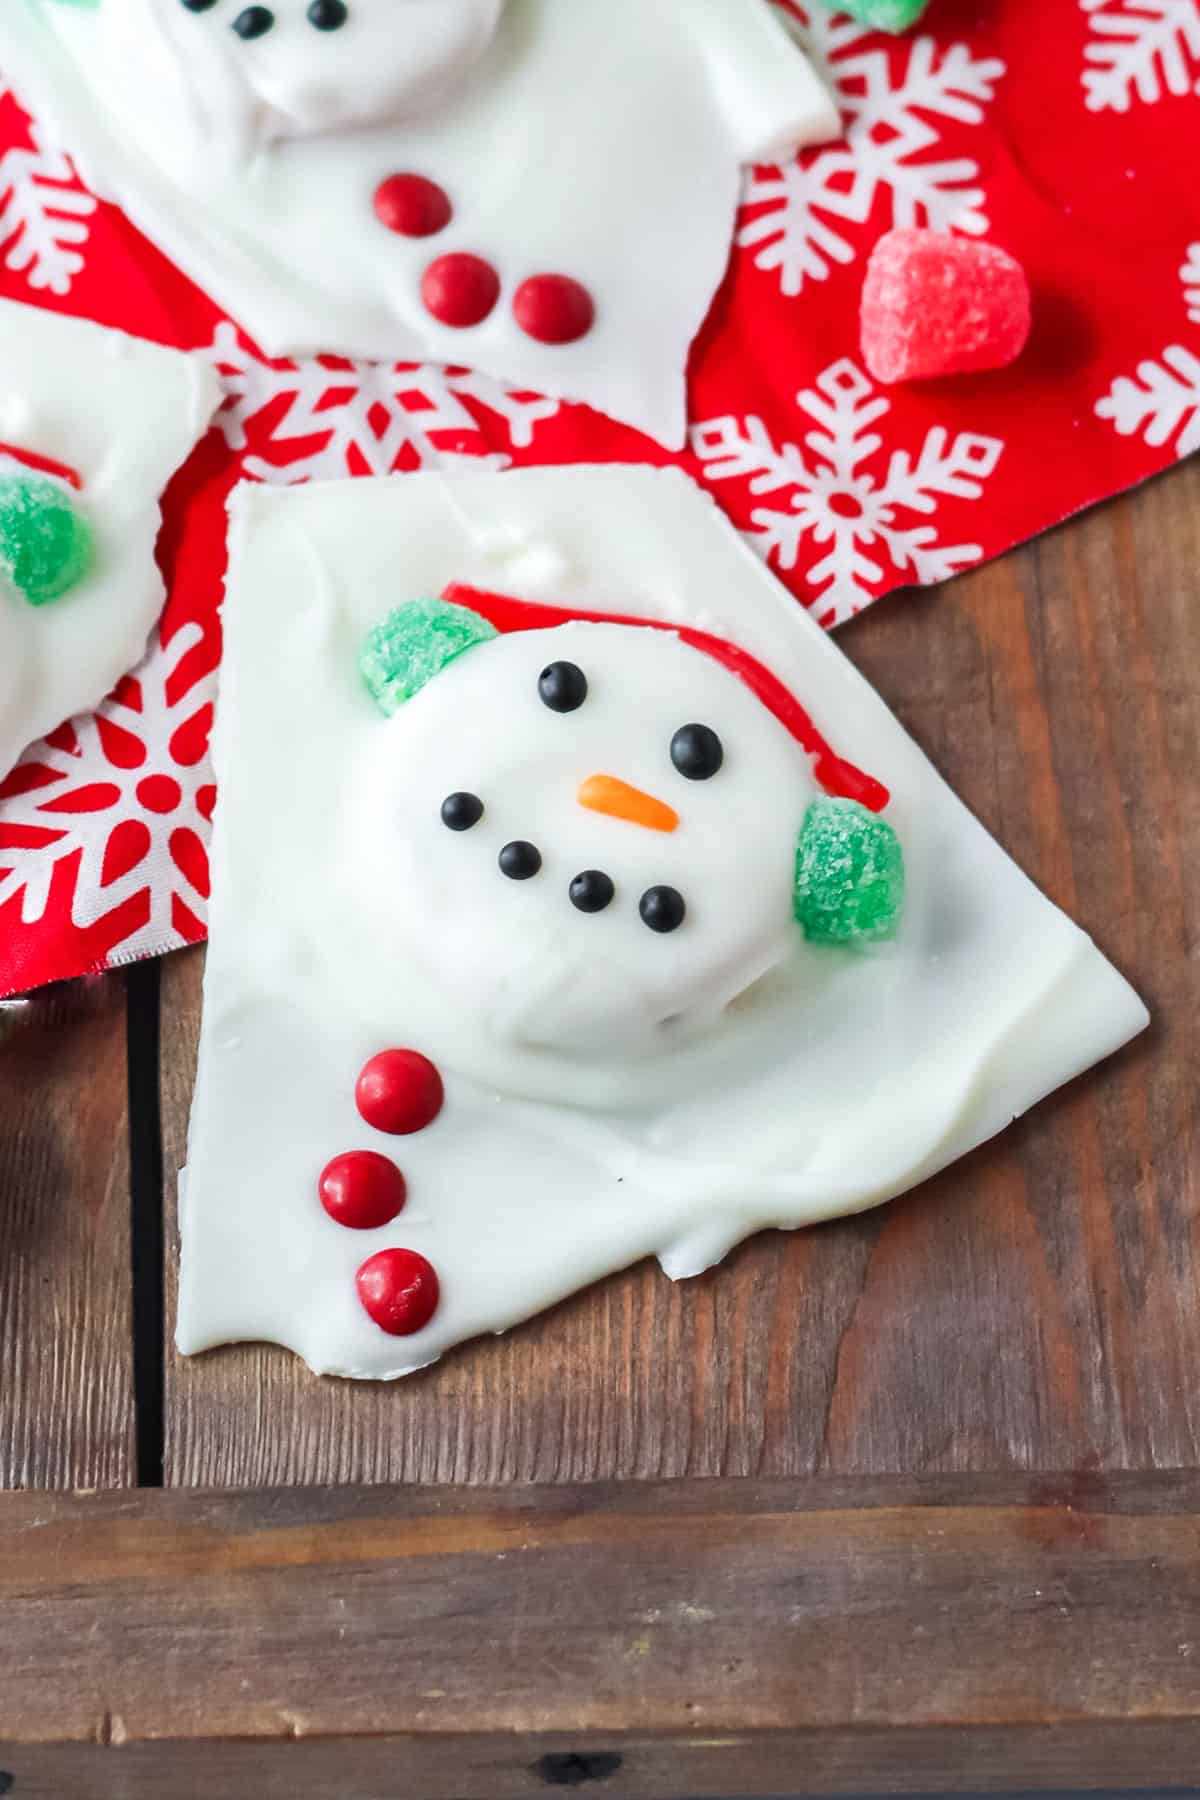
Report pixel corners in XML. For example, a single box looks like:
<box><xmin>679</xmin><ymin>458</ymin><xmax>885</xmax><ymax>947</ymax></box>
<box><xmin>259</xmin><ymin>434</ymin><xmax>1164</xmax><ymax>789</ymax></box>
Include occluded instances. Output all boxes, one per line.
<box><xmin>347</xmin><ymin>622</ymin><xmax>814</xmax><ymax>1061</ymax></box>
<box><xmin>168</xmin><ymin>0</ymin><xmax>507</xmax><ymax>137</ymax></box>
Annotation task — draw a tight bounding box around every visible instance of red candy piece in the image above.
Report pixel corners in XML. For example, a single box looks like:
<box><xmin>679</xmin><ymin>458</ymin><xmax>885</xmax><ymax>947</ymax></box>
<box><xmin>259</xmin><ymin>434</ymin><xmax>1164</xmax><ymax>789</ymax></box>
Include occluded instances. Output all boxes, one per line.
<box><xmin>319</xmin><ymin>1150</ymin><xmax>407</xmax><ymax>1231</ymax></box>
<box><xmin>374</xmin><ymin>173</ymin><xmax>453</xmax><ymax>239</ymax></box>
<box><xmin>422</xmin><ymin>253</ymin><xmax>501</xmax><ymax>328</ymax></box>
<box><xmin>356</xmin><ymin>1248</ymin><xmax>440</xmax><ymax>1337</ymax></box>
<box><xmin>356</xmin><ymin>1048</ymin><xmax>445</xmax><ymax>1136</ymax></box>
<box><xmin>860</xmin><ymin>228</ymin><xmax>1031</xmax><ymax>385</ymax></box>
<box><xmin>513</xmin><ymin>274</ymin><xmax>595</xmax><ymax>345</ymax></box>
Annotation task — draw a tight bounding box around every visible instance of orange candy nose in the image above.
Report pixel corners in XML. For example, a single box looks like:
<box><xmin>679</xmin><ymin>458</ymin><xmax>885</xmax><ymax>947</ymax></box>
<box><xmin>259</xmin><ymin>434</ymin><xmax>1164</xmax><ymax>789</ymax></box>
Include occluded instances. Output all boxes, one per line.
<box><xmin>577</xmin><ymin>774</ymin><xmax>679</xmax><ymax>834</ymax></box>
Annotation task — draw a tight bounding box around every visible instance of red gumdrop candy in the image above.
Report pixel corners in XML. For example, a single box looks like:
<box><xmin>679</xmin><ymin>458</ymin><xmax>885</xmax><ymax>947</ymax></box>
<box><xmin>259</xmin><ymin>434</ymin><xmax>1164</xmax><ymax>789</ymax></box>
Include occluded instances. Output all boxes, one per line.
<box><xmin>356</xmin><ymin>1247</ymin><xmax>440</xmax><ymax>1336</ymax></box>
<box><xmin>422</xmin><ymin>253</ymin><xmax>501</xmax><ymax>328</ymax></box>
<box><xmin>355</xmin><ymin>1048</ymin><xmax>445</xmax><ymax>1135</ymax></box>
<box><xmin>860</xmin><ymin>228</ymin><xmax>1031</xmax><ymax>385</ymax></box>
<box><xmin>319</xmin><ymin>1150</ymin><xmax>407</xmax><ymax>1231</ymax></box>
<box><xmin>374</xmin><ymin>173</ymin><xmax>453</xmax><ymax>238</ymax></box>
<box><xmin>513</xmin><ymin>274</ymin><xmax>596</xmax><ymax>345</ymax></box>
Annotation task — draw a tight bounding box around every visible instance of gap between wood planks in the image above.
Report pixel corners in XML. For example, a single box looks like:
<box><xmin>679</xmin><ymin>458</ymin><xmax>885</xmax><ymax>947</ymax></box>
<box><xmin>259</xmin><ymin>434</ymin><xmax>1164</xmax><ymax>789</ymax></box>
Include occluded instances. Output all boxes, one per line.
<box><xmin>125</xmin><ymin>961</ymin><xmax>165</xmax><ymax>1487</ymax></box>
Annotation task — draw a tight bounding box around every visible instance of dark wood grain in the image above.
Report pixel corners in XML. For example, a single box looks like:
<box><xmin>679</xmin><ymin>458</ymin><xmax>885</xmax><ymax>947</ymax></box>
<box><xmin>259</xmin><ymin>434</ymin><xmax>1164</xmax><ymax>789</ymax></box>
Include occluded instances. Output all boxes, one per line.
<box><xmin>3</xmin><ymin>1474</ymin><xmax>1200</xmax><ymax>1796</ymax></box>
<box><xmin>161</xmin><ymin>460</ymin><xmax>1200</xmax><ymax>1488</ymax></box>
<box><xmin>0</xmin><ymin>973</ymin><xmax>134</xmax><ymax>1489</ymax></box>
<box><xmin>13</xmin><ymin>1727</ymin><xmax>1200</xmax><ymax>1800</ymax></box>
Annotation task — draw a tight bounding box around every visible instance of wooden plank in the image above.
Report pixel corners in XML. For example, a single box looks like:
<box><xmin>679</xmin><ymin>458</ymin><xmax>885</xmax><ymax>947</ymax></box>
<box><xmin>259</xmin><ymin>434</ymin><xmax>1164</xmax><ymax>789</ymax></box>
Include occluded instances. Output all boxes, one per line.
<box><xmin>2</xmin><ymin>1475</ymin><xmax>1200</xmax><ymax>1796</ymax></box>
<box><xmin>0</xmin><ymin>971</ymin><xmax>135</xmax><ymax>1489</ymax></box>
<box><xmin>161</xmin><ymin>460</ymin><xmax>1200</xmax><ymax>1486</ymax></box>
<box><xmin>10</xmin><ymin>1722</ymin><xmax>1200</xmax><ymax>1800</ymax></box>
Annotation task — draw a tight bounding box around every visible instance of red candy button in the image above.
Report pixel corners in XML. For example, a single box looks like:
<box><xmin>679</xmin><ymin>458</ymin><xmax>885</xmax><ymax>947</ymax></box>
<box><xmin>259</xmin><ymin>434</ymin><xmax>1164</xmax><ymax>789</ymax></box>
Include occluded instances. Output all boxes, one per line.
<box><xmin>374</xmin><ymin>173</ymin><xmax>453</xmax><ymax>239</ymax></box>
<box><xmin>319</xmin><ymin>1150</ymin><xmax>407</xmax><ymax>1231</ymax></box>
<box><xmin>513</xmin><ymin>274</ymin><xmax>595</xmax><ymax>345</ymax></box>
<box><xmin>356</xmin><ymin>1248</ymin><xmax>440</xmax><ymax>1337</ymax></box>
<box><xmin>356</xmin><ymin>1048</ymin><xmax>445</xmax><ymax>1136</ymax></box>
<box><xmin>422</xmin><ymin>253</ymin><xmax>501</xmax><ymax>328</ymax></box>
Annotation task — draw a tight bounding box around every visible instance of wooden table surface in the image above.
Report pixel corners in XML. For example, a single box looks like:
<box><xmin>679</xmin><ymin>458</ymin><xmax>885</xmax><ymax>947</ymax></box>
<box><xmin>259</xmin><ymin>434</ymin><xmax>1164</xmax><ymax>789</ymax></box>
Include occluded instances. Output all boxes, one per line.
<box><xmin>1</xmin><ymin>456</ymin><xmax>1197</xmax><ymax>1796</ymax></box>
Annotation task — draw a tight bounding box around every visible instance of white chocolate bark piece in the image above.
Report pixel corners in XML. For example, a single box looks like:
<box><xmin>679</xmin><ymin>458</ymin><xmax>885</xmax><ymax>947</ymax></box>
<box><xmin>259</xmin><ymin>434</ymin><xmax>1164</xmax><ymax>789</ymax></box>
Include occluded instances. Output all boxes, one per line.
<box><xmin>178</xmin><ymin>465</ymin><xmax>1148</xmax><ymax>1379</ymax></box>
<box><xmin>0</xmin><ymin>0</ymin><xmax>838</xmax><ymax>448</ymax></box>
<box><xmin>0</xmin><ymin>298</ymin><xmax>220</xmax><ymax>784</ymax></box>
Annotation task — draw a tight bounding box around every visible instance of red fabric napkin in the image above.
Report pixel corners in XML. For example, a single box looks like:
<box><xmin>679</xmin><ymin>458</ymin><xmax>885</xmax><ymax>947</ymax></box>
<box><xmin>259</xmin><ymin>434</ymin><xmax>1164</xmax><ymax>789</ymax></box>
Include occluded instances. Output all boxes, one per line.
<box><xmin>1</xmin><ymin>0</ymin><xmax>1197</xmax><ymax>998</ymax></box>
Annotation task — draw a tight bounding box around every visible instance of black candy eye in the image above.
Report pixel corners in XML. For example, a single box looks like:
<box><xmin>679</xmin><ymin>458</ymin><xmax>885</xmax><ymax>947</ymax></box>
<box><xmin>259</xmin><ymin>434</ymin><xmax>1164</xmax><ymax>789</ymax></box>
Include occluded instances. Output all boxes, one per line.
<box><xmin>569</xmin><ymin>870</ymin><xmax>614</xmax><ymax>914</ymax></box>
<box><xmin>640</xmin><ymin>886</ymin><xmax>686</xmax><ymax>934</ymax></box>
<box><xmin>670</xmin><ymin>723</ymin><xmax>723</xmax><ymax>781</ymax></box>
<box><xmin>232</xmin><ymin>5</ymin><xmax>275</xmax><ymax>37</ymax></box>
<box><xmin>441</xmin><ymin>792</ymin><xmax>483</xmax><ymax>832</ymax></box>
<box><xmin>180</xmin><ymin>0</ymin><xmax>219</xmax><ymax>11</ymax></box>
<box><xmin>308</xmin><ymin>0</ymin><xmax>349</xmax><ymax>26</ymax></box>
<box><xmin>499</xmin><ymin>840</ymin><xmax>542</xmax><ymax>881</ymax></box>
<box><xmin>538</xmin><ymin>661</ymin><xmax>588</xmax><ymax>714</ymax></box>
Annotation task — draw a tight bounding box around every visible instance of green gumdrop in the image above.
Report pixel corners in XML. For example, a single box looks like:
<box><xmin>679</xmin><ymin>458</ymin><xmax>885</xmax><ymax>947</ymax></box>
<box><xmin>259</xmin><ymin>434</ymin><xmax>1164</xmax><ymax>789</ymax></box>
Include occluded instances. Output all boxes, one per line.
<box><xmin>0</xmin><ymin>476</ymin><xmax>94</xmax><ymax>607</ymax></box>
<box><xmin>794</xmin><ymin>797</ymin><xmax>905</xmax><ymax>946</ymax></box>
<box><xmin>819</xmin><ymin>0</ymin><xmax>930</xmax><ymax>31</ymax></box>
<box><xmin>360</xmin><ymin>596</ymin><xmax>497</xmax><ymax>715</ymax></box>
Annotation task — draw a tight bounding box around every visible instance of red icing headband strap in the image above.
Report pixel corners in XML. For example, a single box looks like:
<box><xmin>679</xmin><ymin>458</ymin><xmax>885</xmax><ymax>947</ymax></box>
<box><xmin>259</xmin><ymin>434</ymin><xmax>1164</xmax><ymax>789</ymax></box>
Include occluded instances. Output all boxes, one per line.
<box><xmin>441</xmin><ymin>582</ymin><xmax>891</xmax><ymax>814</ymax></box>
<box><xmin>0</xmin><ymin>443</ymin><xmax>84</xmax><ymax>490</ymax></box>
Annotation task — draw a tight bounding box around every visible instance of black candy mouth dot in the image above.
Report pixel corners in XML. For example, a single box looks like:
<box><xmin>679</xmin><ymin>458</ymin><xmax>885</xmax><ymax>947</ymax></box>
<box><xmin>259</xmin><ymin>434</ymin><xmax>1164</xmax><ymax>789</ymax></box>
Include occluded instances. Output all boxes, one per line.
<box><xmin>569</xmin><ymin>870</ymin><xmax>615</xmax><ymax>914</ymax></box>
<box><xmin>499</xmin><ymin>840</ymin><xmax>543</xmax><ymax>881</ymax></box>
<box><xmin>639</xmin><ymin>885</ymin><xmax>686</xmax><ymax>934</ymax></box>
<box><xmin>441</xmin><ymin>791</ymin><xmax>484</xmax><ymax>832</ymax></box>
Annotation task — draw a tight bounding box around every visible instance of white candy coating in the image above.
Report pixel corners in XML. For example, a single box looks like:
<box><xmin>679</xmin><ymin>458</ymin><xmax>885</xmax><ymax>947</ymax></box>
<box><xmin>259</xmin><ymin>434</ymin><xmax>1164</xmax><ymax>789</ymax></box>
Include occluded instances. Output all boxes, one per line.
<box><xmin>0</xmin><ymin>298</ymin><xmax>220</xmax><ymax>785</ymax></box>
<box><xmin>0</xmin><ymin>0</ymin><xmax>839</xmax><ymax>445</ymax></box>
<box><xmin>177</xmin><ymin>466</ymin><xmax>1149</xmax><ymax>1379</ymax></box>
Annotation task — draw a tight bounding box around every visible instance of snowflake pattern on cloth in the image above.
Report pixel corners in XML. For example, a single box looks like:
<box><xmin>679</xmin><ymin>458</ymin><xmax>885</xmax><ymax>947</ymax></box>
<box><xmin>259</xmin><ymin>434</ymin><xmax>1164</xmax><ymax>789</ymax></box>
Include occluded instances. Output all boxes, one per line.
<box><xmin>0</xmin><ymin>623</ymin><xmax>214</xmax><ymax>964</ymax></box>
<box><xmin>0</xmin><ymin>87</ymin><xmax>95</xmax><ymax>295</ymax></box>
<box><xmin>692</xmin><ymin>359</ymin><xmax>1003</xmax><ymax>626</ymax></box>
<box><xmin>739</xmin><ymin>5</ymin><xmax>1005</xmax><ymax>295</ymax></box>
<box><xmin>209</xmin><ymin>322</ymin><xmax>561</xmax><ymax>483</ymax></box>
<box><xmin>1080</xmin><ymin>0</ymin><xmax>1200</xmax><ymax>113</ymax></box>
<box><xmin>1095</xmin><ymin>244</ymin><xmax>1200</xmax><ymax>457</ymax></box>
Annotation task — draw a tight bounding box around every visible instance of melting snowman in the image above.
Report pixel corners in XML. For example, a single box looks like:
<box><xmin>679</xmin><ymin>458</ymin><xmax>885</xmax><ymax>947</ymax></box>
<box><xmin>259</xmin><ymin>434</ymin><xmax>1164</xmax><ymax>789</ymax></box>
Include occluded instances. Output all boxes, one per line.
<box><xmin>20</xmin><ymin>0</ymin><xmax>839</xmax><ymax>443</ymax></box>
<box><xmin>343</xmin><ymin>585</ymin><xmax>904</xmax><ymax>1097</ymax></box>
<box><xmin>175</xmin><ymin>468</ymin><xmax>1146</xmax><ymax>1377</ymax></box>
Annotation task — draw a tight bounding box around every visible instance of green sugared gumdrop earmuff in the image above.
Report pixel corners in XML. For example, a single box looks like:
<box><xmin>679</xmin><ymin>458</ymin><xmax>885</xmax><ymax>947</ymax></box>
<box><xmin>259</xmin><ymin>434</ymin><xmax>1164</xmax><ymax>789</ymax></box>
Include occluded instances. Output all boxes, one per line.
<box><xmin>0</xmin><ymin>475</ymin><xmax>95</xmax><ymax>607</ymax></box>
<box><xmin>360</xmin><ymin>596</ymin><xmax>497</xmax><ymax>715</ymax></box>
<box><xmin>794</xmin><ymin>797</ymin><xmax>905</xmax><ymax>946</ymax></box>
<box><xmin>814</xmin><ymin>0</ymin><xmax>931</xmax><ymax>32</ymax></box>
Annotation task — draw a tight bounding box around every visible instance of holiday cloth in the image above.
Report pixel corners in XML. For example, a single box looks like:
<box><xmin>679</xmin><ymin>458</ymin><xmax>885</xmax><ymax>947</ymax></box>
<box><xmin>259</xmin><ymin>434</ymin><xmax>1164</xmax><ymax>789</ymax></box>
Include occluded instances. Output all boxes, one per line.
<box><xmin>0</xmin><ymin>0</ymin><xmax>1197</xmax><ymax>999</ymax></box>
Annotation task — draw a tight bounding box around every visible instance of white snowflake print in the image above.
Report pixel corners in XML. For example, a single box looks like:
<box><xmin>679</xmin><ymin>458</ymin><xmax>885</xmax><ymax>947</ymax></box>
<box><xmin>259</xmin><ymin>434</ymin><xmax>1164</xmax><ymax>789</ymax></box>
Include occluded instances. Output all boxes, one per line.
<box><xmin>1080</xmin><ymin>0</ymin><xmax>1200</xmax><ymax>112</ymax></box>
<box><xmin>740</xmin><ymin>4</ymin><xmax>1005</xmax><ymax>297</ymax></box>
<box><xmin>0</xmin><ymin>102</ymin><xmax>96</xmax><ymax>296</ymax></box>
<box><xmin>691</xmin><ymin>358</ymin><xmax>1004</xmax><ymax>626</ymax></box>
<box><xmin>0</xmin><ymin>622</ymin><xmax>215</xmax><ymax>958</ymax></box>
<box><xmin>1095</xmin><ymin>246</ymin><xmax>1200</xmax><ymax>457</ymax></box>
<box><xmin>1183</xmin><ymin>242</ymin><xmax>1200</xmax><ymax>322</ymax></box>
<box><xmin>208</xmin><ymin>321</ymin><xmax>560</xmax><ymax>483</ymax></box>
